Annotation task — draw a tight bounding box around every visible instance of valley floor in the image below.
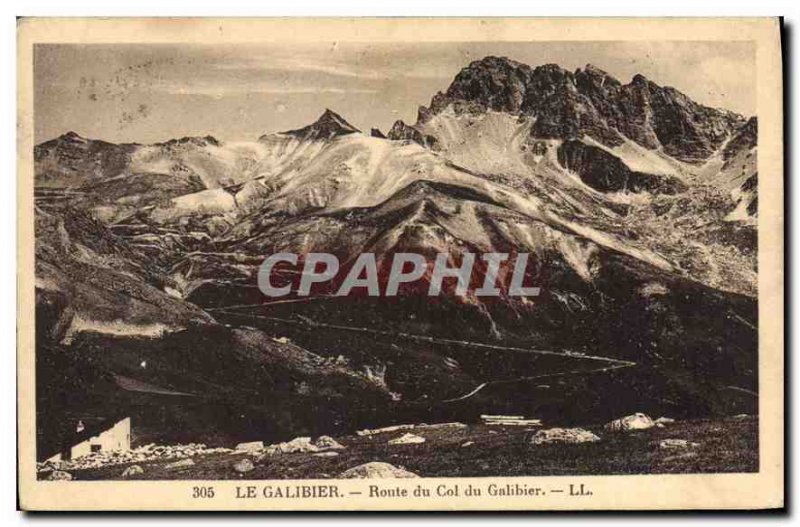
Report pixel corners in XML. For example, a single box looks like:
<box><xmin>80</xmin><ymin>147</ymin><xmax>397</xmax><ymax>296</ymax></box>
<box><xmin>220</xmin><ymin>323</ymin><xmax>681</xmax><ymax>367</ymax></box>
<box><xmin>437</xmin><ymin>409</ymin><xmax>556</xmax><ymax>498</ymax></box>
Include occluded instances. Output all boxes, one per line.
<box><xmin>58</xmin><ymin>416</ymin><xmax>757</xmax><ymax>480</ymax></box>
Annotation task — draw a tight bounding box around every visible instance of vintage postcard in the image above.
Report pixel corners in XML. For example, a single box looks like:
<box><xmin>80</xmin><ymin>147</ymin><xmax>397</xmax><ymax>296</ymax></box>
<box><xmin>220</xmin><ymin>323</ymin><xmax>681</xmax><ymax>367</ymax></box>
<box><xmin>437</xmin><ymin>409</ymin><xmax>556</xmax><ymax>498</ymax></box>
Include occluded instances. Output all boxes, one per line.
<box><xmin>17</xmin><ymin>17</ymin><xmax>784</xmax><ymax>511</ymax></box>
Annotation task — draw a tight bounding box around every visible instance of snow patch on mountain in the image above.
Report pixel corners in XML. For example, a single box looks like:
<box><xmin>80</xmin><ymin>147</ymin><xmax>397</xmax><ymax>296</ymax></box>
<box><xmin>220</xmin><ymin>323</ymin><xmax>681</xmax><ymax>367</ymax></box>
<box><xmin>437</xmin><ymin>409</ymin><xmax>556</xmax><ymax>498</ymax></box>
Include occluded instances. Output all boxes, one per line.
<box><xmin>581</xmin><ymin>136</ymin><xmax>692</xmax><ymax>179</ymax></box>
<box><xmin>152</xmin><ymin>187</ymin><xmax>238</xmax><ymax>222</ymax></box>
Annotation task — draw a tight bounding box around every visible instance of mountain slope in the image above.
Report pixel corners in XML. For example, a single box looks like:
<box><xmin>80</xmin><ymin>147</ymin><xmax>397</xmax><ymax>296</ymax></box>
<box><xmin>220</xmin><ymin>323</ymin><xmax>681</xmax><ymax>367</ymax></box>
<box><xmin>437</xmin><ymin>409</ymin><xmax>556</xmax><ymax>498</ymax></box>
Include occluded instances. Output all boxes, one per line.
<box><xmin>35</xmin><ymin>205</ymin><xmax>398</xmax><ymax>459</ymax></box>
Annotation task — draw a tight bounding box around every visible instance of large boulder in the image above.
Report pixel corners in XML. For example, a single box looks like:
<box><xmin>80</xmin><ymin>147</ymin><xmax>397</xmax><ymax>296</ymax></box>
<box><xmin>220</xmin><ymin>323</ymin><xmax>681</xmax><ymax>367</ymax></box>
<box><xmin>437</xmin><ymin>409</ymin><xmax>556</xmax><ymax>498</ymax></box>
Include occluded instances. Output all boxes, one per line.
<box><xmin>654</xmin><ymin>417</ymin><xmax>675</xmax><ymax>428</ymax></box>
<box><xmin>338</xmin><ymin>462</ymin><xmax>419</xmax><ymax>479</ymax></box>
<box><xmin>235</xmin><ymin>441</ymin><xmax>264</xmax><ymax>453</ymax></box>
<box><xmin>659</xmin><ymin>439</ymin><xmax>700</xmax><ymax>449</ymax></box>
<box><xmin>314</xmin><ymin>436</ymin><xmax>346</xmax><ymax>451</ymax></box>
<box><xmin>47</xmin><ymin>470</ymin><xmax>73</xmax><ymax>481</ymax></box>
<box><xmin>233</xmin><ymin>458</ymin><xmax>255</xmax><ymax>473</ymax></box>
<box><xmin>264</xmin><ymin>437</ymin><xmax>320</xmax><ymax>455</ymax></box>
<box><xmin>165</xmin><ymin>458</ymin><xmax>195</xmax><ymax>469</ymax></box>
<box><xmin>39</xmin><ymin>460</ymin><xmax>66</xmax><ymax>472</ymax></box>
<box><xmin>605</xmin><ymin>413</ymin><xmax>655</xmax><ymax>432</ymax></box>
<box><xmin>388</xmin><ymin>433</ymin><xmax>426</xmax><ymax>446</ymax></box>
<box><xmin>121</xmin><ymin>465</ymin><xmax>143</xmax><ymax>478</ymax></box>
<box><xmin>530</xmin><ymin>428</ymin><xmax>600</xmax><ymax>445</ymax></box>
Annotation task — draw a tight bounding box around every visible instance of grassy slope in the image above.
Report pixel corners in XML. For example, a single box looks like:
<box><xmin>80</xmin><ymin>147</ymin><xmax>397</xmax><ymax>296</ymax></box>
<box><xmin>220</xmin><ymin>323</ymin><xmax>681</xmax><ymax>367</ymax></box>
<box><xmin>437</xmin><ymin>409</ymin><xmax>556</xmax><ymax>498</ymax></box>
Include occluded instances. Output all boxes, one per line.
<box><xmin>66</xmin><ymin>416</ymin><xmax>757</xmax><ymax>480</ymax></box>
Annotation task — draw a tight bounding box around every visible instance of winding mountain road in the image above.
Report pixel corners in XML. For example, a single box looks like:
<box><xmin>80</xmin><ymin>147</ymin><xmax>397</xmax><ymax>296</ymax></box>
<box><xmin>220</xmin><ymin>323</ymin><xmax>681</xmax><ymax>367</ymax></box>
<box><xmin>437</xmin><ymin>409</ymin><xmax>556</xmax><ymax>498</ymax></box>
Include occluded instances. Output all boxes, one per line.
<box><xmin>211</xmin><ymin>305</ymin><xmax>638</xmax><ymax>403</ymax></box>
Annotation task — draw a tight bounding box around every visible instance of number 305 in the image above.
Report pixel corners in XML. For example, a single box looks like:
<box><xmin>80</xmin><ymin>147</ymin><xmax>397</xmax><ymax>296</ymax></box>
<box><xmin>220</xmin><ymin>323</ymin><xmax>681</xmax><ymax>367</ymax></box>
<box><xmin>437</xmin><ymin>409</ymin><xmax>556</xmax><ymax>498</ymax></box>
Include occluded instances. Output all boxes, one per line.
<box><xmin>192</xmin><ymin>486</ymin><xmax>215</xmax><ymax>498</ymax></box>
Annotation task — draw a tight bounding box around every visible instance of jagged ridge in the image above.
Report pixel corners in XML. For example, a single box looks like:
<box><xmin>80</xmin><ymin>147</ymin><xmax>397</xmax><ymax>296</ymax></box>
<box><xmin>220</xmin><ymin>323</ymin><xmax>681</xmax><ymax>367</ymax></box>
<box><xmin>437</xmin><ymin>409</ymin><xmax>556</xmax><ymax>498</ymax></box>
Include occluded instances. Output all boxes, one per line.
<box><xmin>412</xmin><ymin>56</ymin><xmax>747</xmax><ymax>163</ymax></box>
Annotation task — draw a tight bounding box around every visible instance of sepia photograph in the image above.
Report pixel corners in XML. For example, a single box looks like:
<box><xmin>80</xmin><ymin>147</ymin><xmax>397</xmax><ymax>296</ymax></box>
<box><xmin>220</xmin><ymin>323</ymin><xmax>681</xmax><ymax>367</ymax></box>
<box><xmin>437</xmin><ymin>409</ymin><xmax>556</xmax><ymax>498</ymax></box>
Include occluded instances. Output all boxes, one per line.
<box><xmin>16</xmin><ymin>17</ymin><xmax>784</xmax><ymax>511</ymax></box>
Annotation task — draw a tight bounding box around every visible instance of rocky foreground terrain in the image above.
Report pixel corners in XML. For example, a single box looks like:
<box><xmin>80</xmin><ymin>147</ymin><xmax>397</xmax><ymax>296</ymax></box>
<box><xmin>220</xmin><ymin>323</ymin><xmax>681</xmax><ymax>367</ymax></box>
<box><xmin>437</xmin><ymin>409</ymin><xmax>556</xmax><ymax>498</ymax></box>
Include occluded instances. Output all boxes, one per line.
<box><xmin>34</xmin><ymin>57</ymin><xmax>758</xmax><ymax>469</ymax></box>
<box><xmin>39</xmin><ymin>414</ymin><xmax>757</xmax><ymax>480</ymax></box>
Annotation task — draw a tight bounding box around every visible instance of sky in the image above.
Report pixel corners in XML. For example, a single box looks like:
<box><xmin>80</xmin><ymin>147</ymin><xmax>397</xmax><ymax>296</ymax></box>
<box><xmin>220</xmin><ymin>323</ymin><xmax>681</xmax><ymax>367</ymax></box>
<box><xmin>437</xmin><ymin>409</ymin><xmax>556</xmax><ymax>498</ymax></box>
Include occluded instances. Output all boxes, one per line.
<box><xmin>34</xmin><ymin>41</ymin><xmax>755</xmax><ymax>144</ymax></box>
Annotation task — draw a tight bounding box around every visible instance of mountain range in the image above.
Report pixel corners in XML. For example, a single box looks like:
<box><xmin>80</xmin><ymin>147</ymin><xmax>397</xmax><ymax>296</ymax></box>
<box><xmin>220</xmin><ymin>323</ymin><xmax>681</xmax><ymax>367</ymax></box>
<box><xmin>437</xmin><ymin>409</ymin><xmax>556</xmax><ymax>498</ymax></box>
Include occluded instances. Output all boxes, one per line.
<box><xmin>33</xmin><ymin>57</ymin><xmax>758</xmax><ymax>455</ymax></box>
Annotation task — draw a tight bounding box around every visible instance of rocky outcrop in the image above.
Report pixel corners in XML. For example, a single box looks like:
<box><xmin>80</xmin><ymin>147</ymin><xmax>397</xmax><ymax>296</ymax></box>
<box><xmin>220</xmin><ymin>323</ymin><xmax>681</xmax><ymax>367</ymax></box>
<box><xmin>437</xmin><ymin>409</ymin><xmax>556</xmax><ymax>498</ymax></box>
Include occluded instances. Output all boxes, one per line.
<box><xmin>743</xmin><ymin>173</ymin><xmax>758</xmax><ymax>217</ymax></box>
<box><xmin>388</xmin><ymin>433</ymin><xmax>426</xmax><ymax>445</ymax></box>
<box><xmin>557</xmin><ymin>140</ymin><xmax>687</xmax><ymax>194</ymax></box>
<box><xmin>605</xmin><ymin>413</ymin><xmax>655</xmax><ymax>432</ymax></box>
<box><xmin>37</xmin><ymin>443</ymin><xmax>229</xmax><ymax>475</ymax></box>
<box><xmin>156</xmin><ymin>135</ymin><xmax>221</xmax><ymax>148</ymax></box>
<box><xmin>45</xmin><ymin>470</ymin><xmax>73</xmax><ymax>481</ymax></box>
<box><xmin>370</xmin><ymin>128</ymin><xmax>387</xmax><ymax>138</ymax></box>
<box><xmin>235</xmin><ymin>441</ymin><xmax>264</xmax><ymax>452</ymax></box>
<box><xmin>338</xmin><ymin>462</ymin><xmax>419</xmax><ymax>479</ymax></box>
<box><xmin>121</xmin><ymin>464</ymin><xmax>144</xmax><ymax>478</ymax></box>
<box><xmin>314</xmin><ymin>436</ymin><xmax>346</xmax><ymax>450</ymax></box>
<box><xmin>723</xmin><ymin>117</ymin><xmax>757</xmax><ymax>161</ymax></box>
<box><xmin>587</xmin><ymin>72</ymin><xmax>744</xmax><ymax>162</ymax></box>
<box><xmin>658</xmin><ymin>439</ymin><xmax>700</xmax><ymax>449</ymax></box>
<box><xmin>165</xmin><ymin>458</ymin><xmax>195</xmax><ymax>469</ymax></box>
<box><xmin>262</xmin><ymin>437</ymin><xmax>320</xmax><ymax>455</ymax></box>
<box><xmin>387</xmin><ymin>120</ymin><xmax>439</xmax><ymax>150</ymax></box>
<box><xmin>530</xmin><ymin>428</ymin><xmax>600</xmax><ymax>445</ymax></box>
<box><xmin>233</xmin><ymin>458</ymin><xmax>255</xmax><ymax>473</ymax></box>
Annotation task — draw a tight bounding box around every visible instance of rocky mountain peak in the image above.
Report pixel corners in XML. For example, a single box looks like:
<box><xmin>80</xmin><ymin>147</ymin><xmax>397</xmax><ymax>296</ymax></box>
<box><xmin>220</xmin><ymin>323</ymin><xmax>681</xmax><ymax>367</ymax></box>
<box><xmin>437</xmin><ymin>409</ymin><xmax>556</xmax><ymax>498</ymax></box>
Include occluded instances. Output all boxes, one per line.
<box><xmin>50</xmin><ymin>131</ymin><xmax>93</xmax><ymax>147</ymax></box>
<box><xmin>465</xmin><ymin>55</ymin><xmax>532</xmax><ymax>72</ymax></box>
<box><xmin>433</xmin><ymin>56</ymin><xmax>536</xmax><ymax>115</ymax></box>
<box><xmin>61</xmin><ymin>131</ymin><xmax>85</xmax><ymax>141</ymax></box>
<box><xmin>582</xmin><ymin>63</ymin><xmax>611</xmax><ymax>76</ymax></box>
<box><xmin>534</xmin><ymin>63</ymin><xmax>571</xmax><ymax>76</ymax></box>
<box><xmin>416</xmin><ymin>55</ymin><xmax>748</xmax><ymax>163</ymax></box>
<box><xmin>318</xmin><ymin>108</ymin><xmax>358</xmax><ymax>129</ymax></box>
<box><xmin>283</xmin><ymin>108</ymin><xmax>361</xmax><ymax>140</ymax></box>
<box><xmin>575</xmin><ymin>64</ymin><xmax>622</xmax><ymax>90</ymax></box>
